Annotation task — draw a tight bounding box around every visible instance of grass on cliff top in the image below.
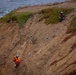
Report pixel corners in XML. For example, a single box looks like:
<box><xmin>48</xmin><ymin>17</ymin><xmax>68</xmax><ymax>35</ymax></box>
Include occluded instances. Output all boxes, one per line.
<box><xmin>0</xmin><ymin>11</ymin><xmax>32</xmax><ymax>27</ymax></box>
<box><xmin>67</xmin><ymin>17</ymin><xmax>76</xmax><ymax>33</ymax></box>
<box><xmin>38</xmin><ymin>7</ymin><xmax>74</xmax><ymax>24</ymax></box>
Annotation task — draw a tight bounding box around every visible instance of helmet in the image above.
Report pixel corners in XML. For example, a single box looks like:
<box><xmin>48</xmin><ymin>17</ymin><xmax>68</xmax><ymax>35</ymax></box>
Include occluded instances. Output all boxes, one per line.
<box><xmin>61</xmin><ymin>12</ymin><xmax>63</xmax><ymax>14</ymax></box>
<box><xmin>16</xmin><ymin>55</ymin><xmax>19</xmax><ymax>58</ymax></box>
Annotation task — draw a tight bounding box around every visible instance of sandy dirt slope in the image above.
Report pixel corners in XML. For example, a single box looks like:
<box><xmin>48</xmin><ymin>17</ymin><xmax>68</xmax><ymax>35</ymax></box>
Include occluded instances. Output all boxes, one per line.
<box><xmin>0</xmin><ymin>1</ymin><xmax>76</xmax><ymax>75</ymax></box>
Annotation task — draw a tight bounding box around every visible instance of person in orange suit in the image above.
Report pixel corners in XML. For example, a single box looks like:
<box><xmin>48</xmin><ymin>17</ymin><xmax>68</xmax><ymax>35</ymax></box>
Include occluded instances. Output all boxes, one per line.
<box><xmin>13</xmin><ymin>55</ymin><xmax>21</xmax><ymax>68</ymax></box>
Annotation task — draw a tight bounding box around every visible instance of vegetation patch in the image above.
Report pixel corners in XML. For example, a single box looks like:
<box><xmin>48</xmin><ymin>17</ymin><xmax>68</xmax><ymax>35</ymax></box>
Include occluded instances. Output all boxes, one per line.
<box><xmin>0</xmin><ymin>11</ymin><xmax>32</xmax><ymax>27</ymax></box>
<box><xmin>38</xmin><ymin>7</ymin><xmax>74</xmax><ymax>24</ymax></box>
<box><xmin>67</xmin><ymin>17</ymin><xmax>76</xmax><ymax>33</ymax></box>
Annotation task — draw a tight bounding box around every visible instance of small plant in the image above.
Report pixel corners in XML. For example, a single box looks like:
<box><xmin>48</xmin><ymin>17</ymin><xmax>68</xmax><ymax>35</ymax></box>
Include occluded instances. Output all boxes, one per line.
<box><xmin>38</xmin><ymin>7</ymin><xmax>74</xmax><ymax>24</ymax></box>
<box><xmin>0</xmin><ymin>11</ymin><xmax>32</xmax><ymax>27</ymax></box>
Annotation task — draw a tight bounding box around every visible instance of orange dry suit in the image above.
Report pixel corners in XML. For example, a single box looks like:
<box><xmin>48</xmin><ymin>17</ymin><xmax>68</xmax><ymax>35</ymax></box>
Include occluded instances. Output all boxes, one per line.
<box><xmin>13</xmin><ymin>56</ymin><xmax>21</xmax><ymax>65</ymax></box>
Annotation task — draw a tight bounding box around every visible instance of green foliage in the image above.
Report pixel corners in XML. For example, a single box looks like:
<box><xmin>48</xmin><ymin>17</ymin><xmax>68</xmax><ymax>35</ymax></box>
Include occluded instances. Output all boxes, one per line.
<box><xmin>0</xmin><ymin>11</ymin><xmax>32</xmax><ymax>27</ymax></box>
<box><xmin>16</xmin><ymin>12</ymin><xmax>32</xmax><ymax>27</ymax></box>
<box><xmin>39</xmin><ymin>7</ymin><xmax>74</xmax><ymax>24</ymax></box>
<box><xmin>67</xmin><ymin>17</ymin><xmax>76</xmax><ymax>33</ymax></box>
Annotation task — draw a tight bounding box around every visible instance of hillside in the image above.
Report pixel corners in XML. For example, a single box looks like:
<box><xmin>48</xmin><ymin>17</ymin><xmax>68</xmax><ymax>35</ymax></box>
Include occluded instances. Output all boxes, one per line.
<box><xmin>0</xmin><ymin>1</ymin><xmax>76</xmax><ymax>75</ymax></box>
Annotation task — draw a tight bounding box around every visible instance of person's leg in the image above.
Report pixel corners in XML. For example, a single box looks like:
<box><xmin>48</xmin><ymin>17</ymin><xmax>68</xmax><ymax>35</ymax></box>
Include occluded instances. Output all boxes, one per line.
<box><xmin>15</xmin><ymin>63</ymin><xmax>20</xmax><ymax>68</ymax></box>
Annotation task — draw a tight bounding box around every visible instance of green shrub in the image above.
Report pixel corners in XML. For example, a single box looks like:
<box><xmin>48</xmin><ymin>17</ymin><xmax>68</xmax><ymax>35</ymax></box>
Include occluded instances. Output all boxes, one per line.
<box><xmin>39</xmin><ymin>7</ymin><xmax>74</xmax><ymax>24</ymax></box>
<box><xmin>0</xmin><ymin>11</ymin><xmax>32</xmax><ymax>27</ymax></box>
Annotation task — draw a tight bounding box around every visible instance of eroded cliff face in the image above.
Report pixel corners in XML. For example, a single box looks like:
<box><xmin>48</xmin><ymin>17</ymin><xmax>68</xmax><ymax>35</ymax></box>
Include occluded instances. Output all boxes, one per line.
<box><xmin>0</xmin><ymin>2</ymin><xmax>76</xmax><ymax>75</ymax></box>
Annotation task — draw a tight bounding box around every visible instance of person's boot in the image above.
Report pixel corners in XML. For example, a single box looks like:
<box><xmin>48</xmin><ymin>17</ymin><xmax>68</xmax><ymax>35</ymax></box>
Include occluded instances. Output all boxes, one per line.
<box><xmin>15</xmin><ymin>64</ymin><xmax>18</xmax><ymax>68</ymax></box>
<box><xmin>15</xmin><ymin>63</ymin><xmax>20</xmax><ymax>68</ymax></box>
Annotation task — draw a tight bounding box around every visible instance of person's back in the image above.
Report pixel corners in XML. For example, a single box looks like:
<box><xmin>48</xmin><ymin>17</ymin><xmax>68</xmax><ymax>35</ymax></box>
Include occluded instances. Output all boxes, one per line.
<box><xmin>16</xmin><ymin>57</ymin><xmax>20</xmax><ymax>63</ymax></box>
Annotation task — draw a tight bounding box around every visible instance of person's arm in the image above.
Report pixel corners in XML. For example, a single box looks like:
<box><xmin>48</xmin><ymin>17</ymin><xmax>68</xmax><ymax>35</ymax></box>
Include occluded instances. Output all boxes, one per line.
<box><xmin>13</xmin><ymin>57</ymin><xmax>16</xmax><ymax>62</ymax></box>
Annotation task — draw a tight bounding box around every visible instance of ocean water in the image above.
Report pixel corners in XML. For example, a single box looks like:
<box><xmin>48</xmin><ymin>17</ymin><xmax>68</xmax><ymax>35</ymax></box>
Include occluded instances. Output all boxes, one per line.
<box><xmin>0</xmin><ymin>0</ymin><xmax>65</xmax><ymax>17</ymax></box>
